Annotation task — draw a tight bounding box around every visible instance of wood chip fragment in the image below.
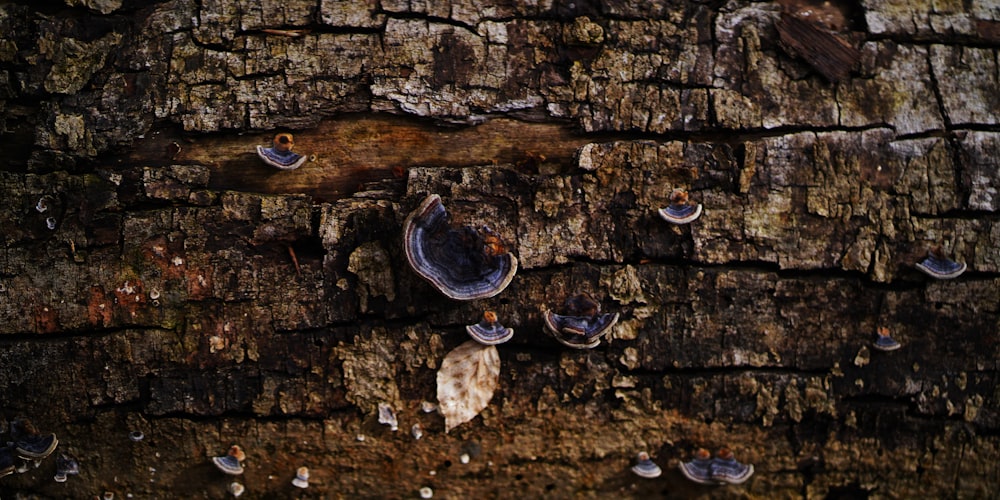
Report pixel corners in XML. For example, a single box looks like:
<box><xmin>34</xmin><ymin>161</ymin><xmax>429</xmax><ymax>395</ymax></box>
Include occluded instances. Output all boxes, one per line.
<box><xmin>775</xmin><ymin>12</ymin><xmax>860</xmax><ymax>83</ymax></box>
<box><xmin>262</xmin><ymin>29</ymin><xmax>310</xmax><ymax>38</ymax></box>
<box><xmin>288</xmin><ymin>245</ymin><xmax>301</xmax><ymax>276</ymax></box>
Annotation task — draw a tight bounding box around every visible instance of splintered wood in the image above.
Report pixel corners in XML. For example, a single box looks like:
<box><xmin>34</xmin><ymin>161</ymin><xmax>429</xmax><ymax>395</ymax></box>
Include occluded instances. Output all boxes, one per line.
<box><xmin>776</xmin><ymin>12</ymin><xmax>860</xmax><ymax>83</ymax></box>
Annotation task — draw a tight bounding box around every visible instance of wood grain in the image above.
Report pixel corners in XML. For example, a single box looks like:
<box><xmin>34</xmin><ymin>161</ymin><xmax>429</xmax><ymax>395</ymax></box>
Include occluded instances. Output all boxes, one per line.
<box><xmin>776</xmin><ymin>12</ymin><xmax>860</xmax><ymax>83</ymax></box>
<box><xmin>128</xmin><ymin>115</ymin><xmax>592</xmax><ymax>200</ymax></box>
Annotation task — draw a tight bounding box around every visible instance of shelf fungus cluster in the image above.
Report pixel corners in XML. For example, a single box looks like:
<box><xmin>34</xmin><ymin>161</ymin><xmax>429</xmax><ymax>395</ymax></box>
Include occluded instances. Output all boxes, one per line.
<box><xmin>658</xmin><ymin>189</ymin><xmax>702</xmax><ymax>225</ymax></box>
<box><xmin>543</xmin><ymin>293</ymin><xmax>619</xmax><ymax>349</ymax></box>
<box><xmin>403</xmin><ymin>194</ymin><xmax>518</xmax><ymax>301</ymax></box>
<box><xmin>679</xmin><ymin>448</ymin><xmax>755</xmax><ymax>485</ymax></box>
<box><xmin>465</xmin><ymin>311</ymin><xmax>514</xmax><ymax>345</ymax></box>
<box><xmin>436</xmin><ymin>340</ymin><xmax>501</xmax><ymax>433</ymax></box>
<box><xmin>256</xmin><ymin>133</ymin><xmax>308</xmax><ymax>170</ymax></box>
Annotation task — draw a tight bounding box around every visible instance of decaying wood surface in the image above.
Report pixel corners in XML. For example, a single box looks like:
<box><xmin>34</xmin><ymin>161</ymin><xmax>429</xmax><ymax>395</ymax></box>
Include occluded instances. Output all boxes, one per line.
<box><xmin>775</xmin><ymin>12</ymin><xmax>860</xmax><ymax>82</ymax></box>
<box><xmin>1</xmin><ymin>0</ymin><xmax>999</xmax><ymax>498</ymax></box>
<box><xmin>127</xmin><ymin>115</ymin><xmax>593</xmax><ymax>200</ymax></box>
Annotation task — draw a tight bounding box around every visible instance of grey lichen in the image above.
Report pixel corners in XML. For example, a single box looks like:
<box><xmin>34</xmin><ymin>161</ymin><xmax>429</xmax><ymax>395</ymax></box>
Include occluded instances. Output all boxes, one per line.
<box><xmin>334</xmin><ymin>328</ymin><xmax>401</xmax><ymax>417</ymax></box>
<box><xmin>347</xmin><ymin>241</ymin><xmax>396</xmax><ymax>312</ymax></box>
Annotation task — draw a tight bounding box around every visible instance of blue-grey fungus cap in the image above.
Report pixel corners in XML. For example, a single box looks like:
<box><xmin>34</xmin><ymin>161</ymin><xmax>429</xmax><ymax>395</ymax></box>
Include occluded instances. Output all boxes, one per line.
<box><xmin>466</xmin><ymin>311</ymin><xmax>514</xmax><ymax>345</ymax></box>
<box><xmin>403</xmin><ymin>194</ymin><xmax>518</xmax><ymax>301</ymax></box>
<box><xmin>256</xmin><ymin>133</ymin><xmax>307</xmax><ymax>170</ymax></box>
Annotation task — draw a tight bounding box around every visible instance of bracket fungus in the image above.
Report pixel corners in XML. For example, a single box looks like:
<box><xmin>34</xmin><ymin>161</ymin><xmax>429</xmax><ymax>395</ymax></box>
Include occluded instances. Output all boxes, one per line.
<box><xmin>212</xmin><ymin>445</ymin><xmax>246</xmax><ymax>475</ymax></box>
<box><xmin>915</xmin><ymin>246</ymin><xmax>966</xmax><ymax>279</ymax></box>
<box><xmin>436</xmin><ymin>340</ymin><xmax>500</xmax><ymax>433</ymax></box>
<box><xmin>35</xmin><ymin>196</ymin><xmax>51</xmax><ymax>213</ymax></box>
<box><xmin>873</xmin><ymin>326</ymin><xmax>901</xmax><ymax>352</ymax></box>
<box><xmin>543</xmin><ymin>293</ymin><xmax>619</xmax><ymax>349</ymax></box>
<box><xmin>53</xmin><ymin>454</ymin><xmax>79</xmax><ymax>483</ymax></box>
<box><xmin>403</xmin><ymin>194</ymin><xmax>518</xmax><ymax>300</ymax></box>
<box><xmin>256</xmin><ymin>133</ymin><xmax>308</xmax><ymax>170</ymax></box>
<box><xmin>10</xmin><ymin>417</ymin><xmax>58</xmax><ymax>461</ymax></box>
<box><xmin>709</xmin><ymin>448</ymin><xmax>755</xmax><ymax>485</ymax></box>
<box><xmin>292</xmin><ymin>466</ymin><xmax>310</xmax><ymax>488</ymax></box>
<box><xmin>679</xmin><ymin>448</ymin><xmax>754</xmax><ymax>485</ymax></box>
<box><xmin>0</xmin><ymin>448</ymin><xmax>13</xmax><ymax>478</ymax></box>
<box><xmin>466</xmin><ymin>311</ymin><xmax>514</xmax><ymax>345</ymax></box>
<box><xmin>631</xmin><ymin>451</ymin><xmax>662</xmax><ymax>479</ymax></box>
<box><xmin>658</xmin><ymin>189</ymin><xmax>702</xmax><ymax>225</ymax></box>
<box><xmin>678</xmin><ymin>448</ymin><xmax>714</xmax><ymax>484</ymax></box>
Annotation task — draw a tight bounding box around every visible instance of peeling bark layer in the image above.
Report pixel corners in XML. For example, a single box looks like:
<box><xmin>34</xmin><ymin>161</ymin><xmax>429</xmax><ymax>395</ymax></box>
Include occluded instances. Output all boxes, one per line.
<box><xmin>1</xmin><ymin>0</ymin><xmax>999</xmax><ymax>498</ymax></box>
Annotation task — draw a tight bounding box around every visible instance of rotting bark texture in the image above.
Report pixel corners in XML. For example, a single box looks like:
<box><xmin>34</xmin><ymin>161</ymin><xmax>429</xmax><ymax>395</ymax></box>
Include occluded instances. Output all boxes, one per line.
<box><xmin>1</xmin><ymin>0</ymin><xmax>999</xmax><ymax>498</ymax></box>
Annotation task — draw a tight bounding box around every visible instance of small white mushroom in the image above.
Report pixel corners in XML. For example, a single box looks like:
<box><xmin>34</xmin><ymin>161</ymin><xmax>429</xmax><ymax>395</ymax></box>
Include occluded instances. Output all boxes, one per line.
<box><xmin>291</xmin><ymin>466</ymin><xmax>309</xmax><ymax>488</ymax></box>
<box><xmin>377</xmin><ymin>403</ymin><xmax>399</xmax><ymax>431</ymax></box>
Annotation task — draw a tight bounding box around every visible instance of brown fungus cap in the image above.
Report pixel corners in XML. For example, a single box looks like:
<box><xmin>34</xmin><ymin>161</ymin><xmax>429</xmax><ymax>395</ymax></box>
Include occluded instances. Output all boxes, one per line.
<box><xmin>273</xmin><ymin>133</ymin><xmax>294</xmax><ymax>152</ymax></box>
<box><xmin>669</xmin><ymin>189</ymin><xmax>689</xmax><ymax>205</ymax></box>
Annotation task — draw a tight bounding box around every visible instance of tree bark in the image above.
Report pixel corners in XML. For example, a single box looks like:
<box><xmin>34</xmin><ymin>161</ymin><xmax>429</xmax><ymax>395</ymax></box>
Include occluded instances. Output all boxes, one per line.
<box><xmin>1</xmin><ymin>0</ymin><xmax>999</xmax><ymax>498</ymax></box>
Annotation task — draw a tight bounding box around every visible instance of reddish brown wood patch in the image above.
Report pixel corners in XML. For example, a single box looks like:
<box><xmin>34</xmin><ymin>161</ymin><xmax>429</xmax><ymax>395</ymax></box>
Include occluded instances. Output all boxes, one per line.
<box><xmin>129</xmin><ymin>115</ymin><xmax>591</xmax><ymax>200</ymax></box>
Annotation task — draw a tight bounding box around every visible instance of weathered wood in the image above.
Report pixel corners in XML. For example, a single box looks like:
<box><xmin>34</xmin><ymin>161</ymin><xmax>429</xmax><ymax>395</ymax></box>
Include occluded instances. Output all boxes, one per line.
<box><xmin>776</xmin><ymin>12</ymin><xmax>861</xmax><ymax>83</ymax></box>
<box><xmin>2</xmin><ymin>0</ymin><xmax>1000</xmax><ymax>498</ymax></box>
<box><xmin>127</xmin><ymin>115</ymin><xmax>590</xmax><ymax>199</ymax></box>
